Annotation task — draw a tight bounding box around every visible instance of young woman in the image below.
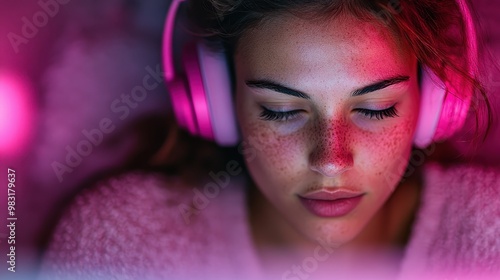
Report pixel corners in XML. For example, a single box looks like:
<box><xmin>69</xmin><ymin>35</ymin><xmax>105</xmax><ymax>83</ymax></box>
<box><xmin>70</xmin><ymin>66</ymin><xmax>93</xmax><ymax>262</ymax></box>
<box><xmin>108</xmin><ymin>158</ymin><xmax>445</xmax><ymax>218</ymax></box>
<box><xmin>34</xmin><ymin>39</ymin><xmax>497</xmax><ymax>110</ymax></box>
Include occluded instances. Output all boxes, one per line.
<box><xmin>39</xmin><ymin>0</ymin><xmax>499</xmax><ymax>279</ymax></box>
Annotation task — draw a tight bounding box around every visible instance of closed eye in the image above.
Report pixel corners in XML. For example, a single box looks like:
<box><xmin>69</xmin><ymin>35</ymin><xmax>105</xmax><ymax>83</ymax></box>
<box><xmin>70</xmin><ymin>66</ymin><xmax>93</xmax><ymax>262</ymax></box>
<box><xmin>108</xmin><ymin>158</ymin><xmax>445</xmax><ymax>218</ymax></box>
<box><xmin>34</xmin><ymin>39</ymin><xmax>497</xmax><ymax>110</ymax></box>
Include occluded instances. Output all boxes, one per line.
<box><xmin>259</xmin><ymin>105</ymin><xmax>399</xmax><ymax>122</ymax></box>
<box><xmin>354</xmin><ymin>106</ymin><xmax>398</xmax><ymax>120</ymax></box>
<box><xmin>259</xmin><ymin>107</ymin><xmax>303</xmax><ymax>122</ymax></box>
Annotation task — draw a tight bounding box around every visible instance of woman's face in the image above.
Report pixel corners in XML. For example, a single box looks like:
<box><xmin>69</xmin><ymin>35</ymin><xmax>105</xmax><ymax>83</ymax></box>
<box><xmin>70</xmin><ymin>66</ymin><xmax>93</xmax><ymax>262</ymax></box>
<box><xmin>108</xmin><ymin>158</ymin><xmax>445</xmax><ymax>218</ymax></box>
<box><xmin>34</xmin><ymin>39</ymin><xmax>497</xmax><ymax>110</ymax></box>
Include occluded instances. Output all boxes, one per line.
<box><xmin>235</xmin><ymin>13</ymin><xmax>420</xmax><ymax>247</ymax></box>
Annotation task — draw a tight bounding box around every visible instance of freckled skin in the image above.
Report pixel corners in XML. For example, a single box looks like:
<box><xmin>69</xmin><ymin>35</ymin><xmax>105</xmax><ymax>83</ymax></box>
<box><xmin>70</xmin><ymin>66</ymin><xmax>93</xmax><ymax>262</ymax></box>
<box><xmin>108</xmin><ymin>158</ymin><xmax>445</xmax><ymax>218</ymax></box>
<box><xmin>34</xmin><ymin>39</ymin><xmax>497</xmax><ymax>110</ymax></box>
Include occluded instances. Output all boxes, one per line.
<box><xmin>235</xmin><ymin>14</ymin><xmax>420</xmax><ymax>250</ymax></box>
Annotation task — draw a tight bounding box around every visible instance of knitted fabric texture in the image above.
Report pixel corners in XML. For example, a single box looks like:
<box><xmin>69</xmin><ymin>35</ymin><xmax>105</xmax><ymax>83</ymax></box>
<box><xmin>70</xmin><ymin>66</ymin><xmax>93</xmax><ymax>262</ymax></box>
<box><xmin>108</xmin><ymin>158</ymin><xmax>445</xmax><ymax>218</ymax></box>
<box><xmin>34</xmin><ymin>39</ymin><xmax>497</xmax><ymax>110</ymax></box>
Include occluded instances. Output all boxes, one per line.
<box><xmin>40</xmin><ymin>163</ymin><xmax>500</xmax><ymax>279</ymax></box>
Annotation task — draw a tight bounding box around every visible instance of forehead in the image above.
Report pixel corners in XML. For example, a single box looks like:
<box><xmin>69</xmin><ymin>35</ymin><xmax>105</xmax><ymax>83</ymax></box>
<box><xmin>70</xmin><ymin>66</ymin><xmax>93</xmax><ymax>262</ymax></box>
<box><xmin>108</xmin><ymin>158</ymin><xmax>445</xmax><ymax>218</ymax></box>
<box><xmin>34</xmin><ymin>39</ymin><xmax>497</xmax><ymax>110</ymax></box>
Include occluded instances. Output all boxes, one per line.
<box><xmin>235</xmin><ymin>13</ymin><xmax>414</xmax><ymax>91</ymax></box>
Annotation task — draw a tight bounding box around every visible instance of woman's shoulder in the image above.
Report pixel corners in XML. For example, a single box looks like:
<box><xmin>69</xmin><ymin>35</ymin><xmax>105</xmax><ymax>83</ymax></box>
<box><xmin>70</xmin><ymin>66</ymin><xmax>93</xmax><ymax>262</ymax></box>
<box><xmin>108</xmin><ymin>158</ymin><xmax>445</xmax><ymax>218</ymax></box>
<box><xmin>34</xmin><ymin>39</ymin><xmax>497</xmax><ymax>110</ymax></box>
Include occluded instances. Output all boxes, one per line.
<box><xmin>420</xmin><ymin>162</ymin><xmax>500</xmax><ymax>219</ymax></box>
<box><xmin>68</xmin><ymin>170</ymin><xmax>200</xmax><ymax>222</ymax></box>
<box><xmin>52</xmin><ymin>170</ymin><xmax>204</xmax><ymax>231</ymax></box>
<box><xmin>39</xmin><ymin>170</ymin><xmax>255</xmax><ymax>279</ymax></box>
<box><xmin>400</xmin><ymin>163</ymin><xmax>500</xmax><ymax>279</ymax></box>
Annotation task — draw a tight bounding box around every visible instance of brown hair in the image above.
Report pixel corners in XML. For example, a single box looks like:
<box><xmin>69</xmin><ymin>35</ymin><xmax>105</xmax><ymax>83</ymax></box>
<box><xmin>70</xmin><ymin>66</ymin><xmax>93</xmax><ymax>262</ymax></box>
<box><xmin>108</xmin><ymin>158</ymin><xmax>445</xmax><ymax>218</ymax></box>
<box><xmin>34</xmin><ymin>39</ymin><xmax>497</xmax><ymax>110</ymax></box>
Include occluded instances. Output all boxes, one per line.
<box><xmin>153</xmin><ymin>0</ymin><xmax>492</xmax><ymax>175</ymax></box>
<box><xmin>190</xmin><ymin>0</ymin><xmax>490</xmax><ymax>131</ymax></box>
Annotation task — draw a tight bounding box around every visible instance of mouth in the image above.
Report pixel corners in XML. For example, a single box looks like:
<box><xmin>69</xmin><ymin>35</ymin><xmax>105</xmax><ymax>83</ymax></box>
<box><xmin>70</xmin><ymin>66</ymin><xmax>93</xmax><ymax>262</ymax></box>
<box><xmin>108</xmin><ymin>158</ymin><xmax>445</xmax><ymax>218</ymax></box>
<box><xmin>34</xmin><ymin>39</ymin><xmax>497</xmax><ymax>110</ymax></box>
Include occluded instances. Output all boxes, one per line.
<box><xmin>298</xmin><ymin>188</ymin><xmax>365</xmax><ymax>218</ymax></box>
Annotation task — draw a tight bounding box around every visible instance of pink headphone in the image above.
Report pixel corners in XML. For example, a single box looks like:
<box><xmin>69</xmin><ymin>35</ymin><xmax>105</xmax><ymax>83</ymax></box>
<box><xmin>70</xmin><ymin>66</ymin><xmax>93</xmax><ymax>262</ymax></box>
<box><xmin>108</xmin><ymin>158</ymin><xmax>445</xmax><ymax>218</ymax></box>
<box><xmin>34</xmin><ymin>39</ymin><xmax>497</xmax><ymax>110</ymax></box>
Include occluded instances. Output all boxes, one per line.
<box><xmin>163</xmin><ymin>0</ymin><xmax>477</xmax><ymax>148</ymax></box>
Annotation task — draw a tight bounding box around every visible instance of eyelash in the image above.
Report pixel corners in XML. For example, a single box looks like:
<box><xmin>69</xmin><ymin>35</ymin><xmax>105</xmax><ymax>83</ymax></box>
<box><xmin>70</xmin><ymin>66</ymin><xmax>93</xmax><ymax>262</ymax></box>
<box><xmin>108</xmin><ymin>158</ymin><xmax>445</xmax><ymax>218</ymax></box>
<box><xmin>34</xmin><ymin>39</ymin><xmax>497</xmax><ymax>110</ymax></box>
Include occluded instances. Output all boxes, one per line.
<box><xmin>259</xmin><ymin>105</ymin><xmax>399</xmax><ymax>122</ymax></box>
<box><xmin>355</xmin><ymin>106</ymin><xmax>399</xmax><ymax>120</ymax></box>
<box><xmin>259</xmin><ymin>107</ymin><xmax>302</xmax><ymax>122</ymax></box>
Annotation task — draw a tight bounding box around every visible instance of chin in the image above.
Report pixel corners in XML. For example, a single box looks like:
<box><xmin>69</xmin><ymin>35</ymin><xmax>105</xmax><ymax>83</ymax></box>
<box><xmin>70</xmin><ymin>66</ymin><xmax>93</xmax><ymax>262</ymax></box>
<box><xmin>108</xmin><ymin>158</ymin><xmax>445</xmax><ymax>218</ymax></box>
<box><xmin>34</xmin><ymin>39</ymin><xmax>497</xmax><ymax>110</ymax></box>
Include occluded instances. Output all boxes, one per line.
<box><xmin>295</xmin><ymin>217</ymin><xmax>367</xmax><ymax>249</ymax></box>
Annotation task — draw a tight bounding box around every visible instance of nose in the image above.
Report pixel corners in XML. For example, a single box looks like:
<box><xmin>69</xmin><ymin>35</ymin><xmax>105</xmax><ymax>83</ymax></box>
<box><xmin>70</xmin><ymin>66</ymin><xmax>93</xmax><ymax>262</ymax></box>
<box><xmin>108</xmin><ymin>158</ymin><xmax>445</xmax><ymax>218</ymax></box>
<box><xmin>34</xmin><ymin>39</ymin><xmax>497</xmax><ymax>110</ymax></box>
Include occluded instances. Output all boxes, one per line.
<box><xmin>309</xmin><ymin>120</ymin><xmax>354</xmax><ymax>177</ymax></box>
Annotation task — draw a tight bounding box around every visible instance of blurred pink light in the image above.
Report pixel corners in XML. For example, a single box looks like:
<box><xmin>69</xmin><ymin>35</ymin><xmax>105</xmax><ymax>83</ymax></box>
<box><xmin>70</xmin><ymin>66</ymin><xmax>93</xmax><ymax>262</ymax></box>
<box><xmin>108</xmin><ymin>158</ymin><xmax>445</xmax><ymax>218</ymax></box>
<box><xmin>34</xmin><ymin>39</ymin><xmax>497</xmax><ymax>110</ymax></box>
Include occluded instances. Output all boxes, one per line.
<box><xmin>0</xmin><ymin>72</ymin><xmax>34</xmax><ymax>158</ymax></box>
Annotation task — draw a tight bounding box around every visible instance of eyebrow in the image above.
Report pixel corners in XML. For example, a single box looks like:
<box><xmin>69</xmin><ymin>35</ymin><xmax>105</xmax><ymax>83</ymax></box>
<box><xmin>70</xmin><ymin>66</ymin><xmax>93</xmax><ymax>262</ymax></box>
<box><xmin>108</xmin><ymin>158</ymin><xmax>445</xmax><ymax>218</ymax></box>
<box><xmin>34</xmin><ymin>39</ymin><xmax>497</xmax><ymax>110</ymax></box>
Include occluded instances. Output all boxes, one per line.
<box><xmin>245</xmin><ymin>80</ymin><xmax>311</xmax><ymax>99</ymax></box>
<box><xmin>245</xmin><ymin>75</ymin><xmax>410</xmax><ymax>99</ymax></box>
<box><xmin>351</xmin><ymin>75</ymin><xmax>410</xmax><ymax>96</ymax></box>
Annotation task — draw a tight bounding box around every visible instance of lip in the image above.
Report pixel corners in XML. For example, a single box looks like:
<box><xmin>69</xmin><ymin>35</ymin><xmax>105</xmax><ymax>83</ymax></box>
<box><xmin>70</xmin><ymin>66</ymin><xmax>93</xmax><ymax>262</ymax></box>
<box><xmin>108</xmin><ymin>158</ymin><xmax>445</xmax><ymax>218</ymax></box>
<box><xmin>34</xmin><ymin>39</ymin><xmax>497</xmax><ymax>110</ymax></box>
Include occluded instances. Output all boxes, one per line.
<box><xmin>298</xmin><ymin>188</ymin><xmax>365</xmax><ymax>218</ymax></box>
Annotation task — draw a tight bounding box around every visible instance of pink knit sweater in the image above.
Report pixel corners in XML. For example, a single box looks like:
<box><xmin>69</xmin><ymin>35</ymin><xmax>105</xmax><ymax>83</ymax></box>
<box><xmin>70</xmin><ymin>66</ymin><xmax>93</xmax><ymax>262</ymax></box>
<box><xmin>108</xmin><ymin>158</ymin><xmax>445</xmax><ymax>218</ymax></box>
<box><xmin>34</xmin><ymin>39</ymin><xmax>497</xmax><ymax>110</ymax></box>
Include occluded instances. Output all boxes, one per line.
<box><xmin>39</xmin><ymin>163</ymin><xmax>500</xmax><ymax>279</ymax></box>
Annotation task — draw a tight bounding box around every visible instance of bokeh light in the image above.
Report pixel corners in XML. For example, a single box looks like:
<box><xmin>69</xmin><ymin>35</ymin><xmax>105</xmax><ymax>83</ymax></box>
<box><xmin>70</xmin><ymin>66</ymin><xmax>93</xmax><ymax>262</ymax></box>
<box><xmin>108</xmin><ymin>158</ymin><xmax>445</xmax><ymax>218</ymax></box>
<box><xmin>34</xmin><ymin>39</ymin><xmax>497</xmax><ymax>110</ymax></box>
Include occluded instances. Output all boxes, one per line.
<box><xmin>0</xmin><ymin>71</ymin><xmax>34</xmax><ymax>158</ymax></box>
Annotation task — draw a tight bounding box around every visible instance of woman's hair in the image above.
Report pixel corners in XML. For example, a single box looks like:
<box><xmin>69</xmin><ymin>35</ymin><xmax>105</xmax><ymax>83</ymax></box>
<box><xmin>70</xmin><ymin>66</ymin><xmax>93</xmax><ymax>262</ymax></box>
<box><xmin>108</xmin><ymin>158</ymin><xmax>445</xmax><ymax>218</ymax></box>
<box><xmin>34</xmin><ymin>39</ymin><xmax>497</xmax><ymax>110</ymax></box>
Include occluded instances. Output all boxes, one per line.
<box><xmin>152</xmin><ymin>0</ymin><xmax>492</xmax><ymax>175</ymax></box>
<box><xmin>188</xmin><ymin>0</ymin><xmax>490</xmax><ymax>133</ymax></box>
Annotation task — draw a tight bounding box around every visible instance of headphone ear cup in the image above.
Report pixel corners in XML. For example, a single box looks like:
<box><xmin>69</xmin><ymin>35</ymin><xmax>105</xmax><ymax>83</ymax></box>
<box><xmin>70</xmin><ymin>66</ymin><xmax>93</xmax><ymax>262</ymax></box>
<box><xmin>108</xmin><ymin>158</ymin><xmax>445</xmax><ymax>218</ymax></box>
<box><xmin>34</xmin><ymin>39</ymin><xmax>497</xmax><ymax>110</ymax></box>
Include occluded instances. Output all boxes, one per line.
<box><xmin>433</xmin><ymin>76</ymin><xmax>472</xmax><ymax>142</ymax></box>
<box><xmin>414</xmin><ymin>0</ymin><xmax>477</xmax><ymax>148</ymax></box>
<box><xmin>182</xmin><ymin>42</ymin><xmax>215</xmax><ymax>141</ymax></box>
<box><xmin>196</xmin><ymin>42</ymin><xmax>239</xmax><ymax>146</ymax></box>
<box><xmin>168</xmin><ymin>77</ymin><xmax>198</xmax><ymax>135</ymax></box>
<box><xmin>414</xmin><ymin>67</ymin><xmax>446</xmax><ymax>148</ymax></box>
<box><xmin>414</xmin><ymin>66</ymin><xmax>474</xmax><ymax>148</ymax></box>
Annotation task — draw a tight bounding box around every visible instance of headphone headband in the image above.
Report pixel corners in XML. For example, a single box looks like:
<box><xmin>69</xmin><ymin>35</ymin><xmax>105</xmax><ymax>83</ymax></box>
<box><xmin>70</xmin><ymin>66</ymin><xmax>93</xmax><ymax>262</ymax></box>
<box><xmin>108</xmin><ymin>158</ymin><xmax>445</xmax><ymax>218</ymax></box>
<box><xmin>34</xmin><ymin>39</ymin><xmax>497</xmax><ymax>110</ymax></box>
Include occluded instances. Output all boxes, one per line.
<box><xmin>163</xmin><ymin>0</ymin><xmax>238</xmax><ymax>144</ymax></box>
<box><xmin>432</xmin><ymin>0</ymin><xmax>478</xmax><ymax>142</ymax></box>
<box><xmin>163</xmin><ymin>0</ymin><xmax>185</xmax><ymax>82</ymax></box>
<box><xmin>163</xmin><ymin>0</ymin><xmax>477</xmax><ymax>148</ymax></box>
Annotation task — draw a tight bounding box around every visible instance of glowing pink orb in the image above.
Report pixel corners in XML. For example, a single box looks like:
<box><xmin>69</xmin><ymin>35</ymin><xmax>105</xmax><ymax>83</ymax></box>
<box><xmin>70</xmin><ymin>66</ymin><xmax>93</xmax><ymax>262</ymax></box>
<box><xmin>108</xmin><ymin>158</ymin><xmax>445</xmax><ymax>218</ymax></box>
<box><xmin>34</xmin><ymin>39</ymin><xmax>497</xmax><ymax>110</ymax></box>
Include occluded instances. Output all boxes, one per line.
<box><xmin>0</xmin><ymin>72</ymin><xmax>34</xmax><ymax>158</ymax></box>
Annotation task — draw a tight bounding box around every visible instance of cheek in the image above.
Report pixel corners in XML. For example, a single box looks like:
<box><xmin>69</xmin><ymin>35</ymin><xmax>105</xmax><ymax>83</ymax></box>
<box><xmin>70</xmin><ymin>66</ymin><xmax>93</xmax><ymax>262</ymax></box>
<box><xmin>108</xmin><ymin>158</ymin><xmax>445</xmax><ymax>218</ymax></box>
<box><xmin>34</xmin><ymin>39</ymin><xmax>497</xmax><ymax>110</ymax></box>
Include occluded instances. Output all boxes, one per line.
<box><xmin>236</xmin><ymin>91</ymin><xmax>307</xmax><ymax>182</ymax></box>
<box><xmin>355</xmin><ymin>114</ymin><xmax>417</xmax><ymax>190</ymax></box>
<box><xmin>239</xmin><ymin>121</ymin><xmax>306</xmax><ymax>181</ymax></box>
<box><xmin>361</xmin><ymin>90</ymin><xmax>420</xmax><ymax>185</ymax></box>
